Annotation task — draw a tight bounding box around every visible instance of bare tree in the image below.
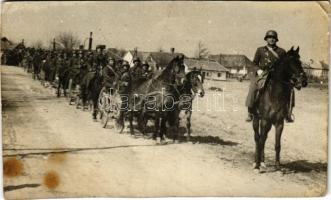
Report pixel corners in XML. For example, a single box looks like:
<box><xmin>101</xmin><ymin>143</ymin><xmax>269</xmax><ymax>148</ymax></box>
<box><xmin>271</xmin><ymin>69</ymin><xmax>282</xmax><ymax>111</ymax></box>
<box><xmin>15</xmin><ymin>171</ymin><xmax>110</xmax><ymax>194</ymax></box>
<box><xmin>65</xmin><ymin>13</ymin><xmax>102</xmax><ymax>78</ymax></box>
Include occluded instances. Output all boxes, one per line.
<box><xmin>31</xmin><ymin>40</ymin><xmax>44</xmax><ymax>49</ymax></box>
<box><xmin>55</xmin><ymin>31</ymin><xmax>81</xmax><ymax>50</ymax></box>
<box><xmin>195</xmin><ymin>41</ymin><xmax>209</xmax><ymax>59</ymax></box>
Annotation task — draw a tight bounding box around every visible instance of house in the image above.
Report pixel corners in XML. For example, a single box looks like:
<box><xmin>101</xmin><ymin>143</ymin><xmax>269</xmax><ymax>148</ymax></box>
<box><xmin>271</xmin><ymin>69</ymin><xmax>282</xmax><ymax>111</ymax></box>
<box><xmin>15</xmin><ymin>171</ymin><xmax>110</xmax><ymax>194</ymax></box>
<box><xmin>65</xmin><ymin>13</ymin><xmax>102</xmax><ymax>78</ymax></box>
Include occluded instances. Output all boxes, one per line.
<box><xmin>303</xmin><ymin>59</ymin><xmax>329</xmax><ymax>80</ymax></box>
<box><xmin>184</xmin><ymin>58</ymin><xmax>229</xmax><ymax>81</ymax></box>
<box><xmin>1</xmin><ymin>37</ymin><xmax>15</xmax><ymax>51</ymax></box>
<box><xmin>209</xmin><ymin>54</ymin><xmax>256</xmax><ymax>78</ymax></box>
<box><xmin>122</xmin><ymin>48</ymin><xmax>183</xmax><ymax>71</ymax></box>
<box><xmin>106</xmin><ymin>48</ymin><xmax>126</xmax><ymax>61</ymax></box>
<box><xmin>149</xmin><ymin>50</ymin><xmax>183</xmax><ymax>70</ymax></box>
<box><xmin>320</xmin><ymin>61</ymin><xmax>329</xmax><ymax>79</ymax></box>
<box><xmin>123</xmin><ymin>50</ymin><xmax>151</xmax><ymax>67</ymax></box>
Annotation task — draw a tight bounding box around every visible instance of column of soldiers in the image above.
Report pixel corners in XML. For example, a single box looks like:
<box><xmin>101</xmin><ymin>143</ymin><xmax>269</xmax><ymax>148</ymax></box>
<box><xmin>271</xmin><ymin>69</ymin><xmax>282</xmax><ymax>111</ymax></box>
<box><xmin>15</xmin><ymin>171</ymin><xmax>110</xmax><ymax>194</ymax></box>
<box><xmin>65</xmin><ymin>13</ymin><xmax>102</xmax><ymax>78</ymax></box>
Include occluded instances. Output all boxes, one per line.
<box><xmin>15</xmin><ymin>47</ymin><xmax>152</xmax><ymax>100</ymax></box>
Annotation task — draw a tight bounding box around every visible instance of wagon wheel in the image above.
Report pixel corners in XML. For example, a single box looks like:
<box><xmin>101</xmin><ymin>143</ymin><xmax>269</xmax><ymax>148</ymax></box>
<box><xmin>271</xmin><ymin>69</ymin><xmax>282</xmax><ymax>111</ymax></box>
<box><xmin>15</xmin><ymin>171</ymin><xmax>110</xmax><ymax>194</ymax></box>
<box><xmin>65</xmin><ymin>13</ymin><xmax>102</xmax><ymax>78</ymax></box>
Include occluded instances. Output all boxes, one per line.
<box><xmin>109</xmin><ymin>93</ymin><xmax>124</xmax><ymax>133</ymax></box>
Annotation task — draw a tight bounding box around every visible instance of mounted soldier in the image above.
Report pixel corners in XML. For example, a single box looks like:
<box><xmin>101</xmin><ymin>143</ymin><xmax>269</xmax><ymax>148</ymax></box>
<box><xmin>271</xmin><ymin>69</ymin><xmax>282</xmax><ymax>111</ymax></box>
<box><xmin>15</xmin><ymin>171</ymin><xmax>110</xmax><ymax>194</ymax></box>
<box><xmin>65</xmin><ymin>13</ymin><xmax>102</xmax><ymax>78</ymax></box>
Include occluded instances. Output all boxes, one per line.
<box><xmin>141</xmin><ymin>61</ymin><xmax>152</xmax><ymax>79</ymax></box>
<box><xmin>245</xmin><ymin>30</ymin><xmax>294</xmax><ymax>123</ymax></box>
<box><xmin>101</xmin><ymin>57</ymin><xmax>118</xmax><ymax>94</ymax></box>
<box><xmin>130</xmin><ymin>57</ymin><xmax>144</xmax><ymax>81</ymax></box>
<box><xmin>116</xmin><ymin>60</ymin><xmax>132</xmax><ymax>129</ymax></box>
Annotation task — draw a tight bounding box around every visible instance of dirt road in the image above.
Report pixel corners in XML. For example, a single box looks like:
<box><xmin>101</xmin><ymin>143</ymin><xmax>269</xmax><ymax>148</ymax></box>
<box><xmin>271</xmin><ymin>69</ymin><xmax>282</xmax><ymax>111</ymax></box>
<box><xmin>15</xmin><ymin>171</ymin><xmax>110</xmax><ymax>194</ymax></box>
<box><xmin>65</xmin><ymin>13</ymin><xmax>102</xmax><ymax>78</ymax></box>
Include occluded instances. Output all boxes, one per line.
<box><xmin>1</xmin><ymin>65</ymin><xmax>327</xmax><ymax>198</ymax></box>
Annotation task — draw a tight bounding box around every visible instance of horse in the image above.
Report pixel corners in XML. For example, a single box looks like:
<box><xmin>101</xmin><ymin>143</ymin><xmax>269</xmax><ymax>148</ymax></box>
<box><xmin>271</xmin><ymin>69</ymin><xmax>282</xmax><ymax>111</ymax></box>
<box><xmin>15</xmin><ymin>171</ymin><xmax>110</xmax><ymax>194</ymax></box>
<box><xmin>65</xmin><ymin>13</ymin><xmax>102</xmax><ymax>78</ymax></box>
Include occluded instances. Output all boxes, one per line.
<box><xmin>123</xmin><ymin>55</ymin><xmax>186</xmax><ymax>142</ymax></box>
<box><xmin>139</xmin><ymin>69</ymin><xmax>205</xmax><ymax>141</ymax></box>
<box><xmin>176</xmin><ymin>69</ymin><xmax>205</xmax><ymax>141</ymax></box>
<box><xmin>252</xmin><ymin>46</ymin><xmax>308</xmax><ymax>172</ymax></box>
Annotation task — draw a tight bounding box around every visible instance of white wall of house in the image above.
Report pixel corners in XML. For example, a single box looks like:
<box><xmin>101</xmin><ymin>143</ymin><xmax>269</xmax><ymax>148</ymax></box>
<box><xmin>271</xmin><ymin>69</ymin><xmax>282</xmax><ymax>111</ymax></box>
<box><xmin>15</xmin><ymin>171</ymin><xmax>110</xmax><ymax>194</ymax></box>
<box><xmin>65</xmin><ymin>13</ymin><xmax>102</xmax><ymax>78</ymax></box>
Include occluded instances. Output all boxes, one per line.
<box><xmin>238</xmin><ymin>66</ymin><xmax>247</xmax><ymax>75</ymax></box>
<box><xmin>203</xmin><ymin>70</ymin><xmax>227</xmax><ymax>81</ymax></box>
<box><xmin>122</xmin><ymin>52</ymin><xmax>134</xmax><ymax>67</ymax></box>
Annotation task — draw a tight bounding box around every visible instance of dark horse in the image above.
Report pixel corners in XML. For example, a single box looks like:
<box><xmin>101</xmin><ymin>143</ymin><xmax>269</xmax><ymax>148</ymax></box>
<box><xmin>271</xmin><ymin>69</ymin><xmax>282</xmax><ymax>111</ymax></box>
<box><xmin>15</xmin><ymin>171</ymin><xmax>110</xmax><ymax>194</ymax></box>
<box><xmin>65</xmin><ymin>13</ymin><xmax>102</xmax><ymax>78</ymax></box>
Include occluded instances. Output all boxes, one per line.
<box><xmin>140</xmin><ymin>69</ymin><xmax>205</xmax><ymax>142</ymax></box>
<box><xmin>252</xmin><ymin>47</ymin><xmax>308</xmax><ymax>172</ymax></box>
<box><xmin>83</xmin><ymin>66</ymin><xmax>104</xmax><ymax>119</ymax></box>
<box><xmin>122</xmin><ymin>55</ymin><xmax>186</xmax><ymax>142</ymax></box>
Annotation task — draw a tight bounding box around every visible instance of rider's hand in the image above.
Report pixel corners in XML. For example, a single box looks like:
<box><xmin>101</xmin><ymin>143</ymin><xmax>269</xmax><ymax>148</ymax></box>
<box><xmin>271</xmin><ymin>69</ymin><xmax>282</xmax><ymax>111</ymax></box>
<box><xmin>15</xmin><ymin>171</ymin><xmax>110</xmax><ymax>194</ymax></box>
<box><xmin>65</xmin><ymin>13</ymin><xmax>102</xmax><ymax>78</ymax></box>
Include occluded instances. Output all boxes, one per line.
<box><xmin>257</xmin><ymin>69</ymin><xmax>264</xmax><ymax>76</ymax></box>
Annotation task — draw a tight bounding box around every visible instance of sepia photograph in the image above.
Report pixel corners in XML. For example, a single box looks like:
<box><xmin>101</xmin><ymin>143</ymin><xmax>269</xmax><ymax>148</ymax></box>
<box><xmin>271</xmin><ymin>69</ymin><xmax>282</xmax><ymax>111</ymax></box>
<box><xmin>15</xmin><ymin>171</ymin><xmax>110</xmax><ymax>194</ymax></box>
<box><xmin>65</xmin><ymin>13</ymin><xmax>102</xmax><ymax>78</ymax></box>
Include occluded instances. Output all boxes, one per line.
<box><xmin>0</xmin><ymin>1</ymin><xmax>329</xmax><ymax>198</ymax></box>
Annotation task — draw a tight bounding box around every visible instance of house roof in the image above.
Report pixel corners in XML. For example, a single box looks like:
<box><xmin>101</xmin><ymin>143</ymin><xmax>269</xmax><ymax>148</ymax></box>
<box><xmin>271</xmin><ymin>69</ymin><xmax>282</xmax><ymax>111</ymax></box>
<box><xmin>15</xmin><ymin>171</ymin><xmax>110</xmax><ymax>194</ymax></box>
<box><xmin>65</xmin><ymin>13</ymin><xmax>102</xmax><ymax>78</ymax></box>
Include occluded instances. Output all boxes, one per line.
<box><xmin>106</xmin><ymin>48</ymin><xmax>124</xmax><ymax>60</ymax></box>
<box><xmin>185</xmin><ymin>58</ymin><xmax>229</xmax><ymax>72</ymax></box>
<box><xmin>149</xmin><ymin>52</ymin><xmax>183</xmax><ymax>67</ymax></box>
<box><xmin>209</xmin><ymin>54</ymin><xmax>255</xmax><ymax>69</ymax></box>
<box><xmin>129</xmin><ymin>50</ymin><xmax>151</xmax><ymax>62</ymax></box>
<box><xmin>320</xmin><ymin>61</ymin><xmax>329</xmax><ymax>70</ymax></box>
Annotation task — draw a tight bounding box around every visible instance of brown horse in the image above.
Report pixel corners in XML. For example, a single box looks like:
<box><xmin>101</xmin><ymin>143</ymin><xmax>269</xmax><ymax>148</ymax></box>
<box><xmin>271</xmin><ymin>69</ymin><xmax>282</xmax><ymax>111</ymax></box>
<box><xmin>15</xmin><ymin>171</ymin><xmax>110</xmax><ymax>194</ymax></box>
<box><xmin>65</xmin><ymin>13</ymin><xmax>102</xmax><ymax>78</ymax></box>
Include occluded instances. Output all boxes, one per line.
<box><xmin>252</xmin><ymin>47</ymin><xmax>308</xmax><ymax>172</ymax></box>
<box><xmin>121</xmin><ymin>55</ymin><xmax>186</xmax><ymax>141</ymax></box>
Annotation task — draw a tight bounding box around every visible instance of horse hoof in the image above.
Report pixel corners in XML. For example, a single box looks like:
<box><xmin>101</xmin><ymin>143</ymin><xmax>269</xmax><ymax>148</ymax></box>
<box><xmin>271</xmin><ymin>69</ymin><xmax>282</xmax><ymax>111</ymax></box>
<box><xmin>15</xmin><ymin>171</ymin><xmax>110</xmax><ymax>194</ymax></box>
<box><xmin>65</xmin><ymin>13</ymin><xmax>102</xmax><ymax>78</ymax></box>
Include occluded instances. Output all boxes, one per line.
<box><xmin>253</xmin><ymin>168</ymin><xmax>260</xmax><ymax>174</ymax></box>
<box><xmin>259</xmin><ymin>164</ymin><xmax>267</xmax><ymax>173</ymax></box>
<box><xmin>160</xmin><ymin>140</ymin><xmax>167</xmax><ymax>145</ymax></box>
<box><xmin>261</xmin><ymin>162</ymin><xmax>267</xmax><ymax>168</ymax></box>
<box><xmin>252</xmin><ymin>163</ymin><xmax>259</xmax><ymax>169</ymax></box>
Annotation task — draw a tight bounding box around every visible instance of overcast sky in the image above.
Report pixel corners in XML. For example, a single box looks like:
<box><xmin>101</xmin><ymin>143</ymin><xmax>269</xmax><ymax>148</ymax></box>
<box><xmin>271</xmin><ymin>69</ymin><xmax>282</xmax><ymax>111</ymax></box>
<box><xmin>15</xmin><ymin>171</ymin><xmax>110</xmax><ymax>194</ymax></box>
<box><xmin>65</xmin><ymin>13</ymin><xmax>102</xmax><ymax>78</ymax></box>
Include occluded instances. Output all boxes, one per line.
<box><xmin>1</xmin><ymin>1</ymin><xmax>329</xmax><ymax>63</ymax></box>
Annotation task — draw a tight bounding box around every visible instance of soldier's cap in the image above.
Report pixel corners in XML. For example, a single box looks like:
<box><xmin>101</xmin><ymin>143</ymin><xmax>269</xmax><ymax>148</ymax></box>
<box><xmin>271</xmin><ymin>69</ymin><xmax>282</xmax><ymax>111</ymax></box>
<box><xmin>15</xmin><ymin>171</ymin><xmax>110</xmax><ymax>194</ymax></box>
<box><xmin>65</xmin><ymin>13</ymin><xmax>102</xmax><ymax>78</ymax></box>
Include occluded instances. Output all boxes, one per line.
<box><xmin>264</xmin><ymin>30</ymin><xmax>278</xmax><ymax>42</ymax></box>
<box><xmin>108</xmin><ymin>57</ymin><xmax>115</xmax><ymax>61</ymax></box>
<box><xmin>122</xmin><ymin>61</ymin><xmax>130</xmax><ymax>67</ymax></box>
<box><xmin>133</xmin><ymin>57</ymin><xmax>141</xmax><ymax>63</ymax></box>
<box><xmin>142</xmin><ymin>61</ymin><xmax>149</xmax><ymax>67</ymax></box>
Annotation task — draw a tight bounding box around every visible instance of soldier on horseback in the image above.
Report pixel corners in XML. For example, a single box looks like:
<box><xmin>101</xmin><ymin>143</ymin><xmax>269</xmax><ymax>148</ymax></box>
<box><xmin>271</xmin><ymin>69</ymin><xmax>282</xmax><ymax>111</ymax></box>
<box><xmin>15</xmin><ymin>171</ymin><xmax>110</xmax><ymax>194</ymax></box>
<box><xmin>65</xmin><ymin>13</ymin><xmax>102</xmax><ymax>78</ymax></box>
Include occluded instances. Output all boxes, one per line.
<box><xmin>130</xmin><ymin>57</ymin><xmax>144</xmax><ymax>81</ymax></box>
<box><xmin>246</xmin><ymin>30</ymin><xmax>294</xmax><ymax>123</ymax></box>
<box><xmin>116</xmin><ymin>60</ymin><xmax>132</xmax><ymax>129</ymax></box>
<box><xmin>141</xmin><ymin>61</ymin><xmax>152</xmax><ymax>79</ymax></box>
<box><xmin>101</xmin><ymin>57</ymin><xmax>118</xmax><ymax>94</ymax></box>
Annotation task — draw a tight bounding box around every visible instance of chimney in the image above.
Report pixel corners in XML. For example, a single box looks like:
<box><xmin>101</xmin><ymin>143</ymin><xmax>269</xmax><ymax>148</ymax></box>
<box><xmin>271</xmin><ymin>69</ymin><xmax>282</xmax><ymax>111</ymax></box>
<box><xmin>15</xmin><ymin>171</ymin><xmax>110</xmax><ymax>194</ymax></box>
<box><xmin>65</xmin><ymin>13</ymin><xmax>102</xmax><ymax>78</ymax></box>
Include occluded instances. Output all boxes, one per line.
<box><xmin>88</xmin><ymin>32</ymin><xmax>93</xmax><ymax>50</ymax></box>
<box><xmin>170</xmin><ymin>47</ymin><xmax>175</xmax><ymax>54</ymax></box>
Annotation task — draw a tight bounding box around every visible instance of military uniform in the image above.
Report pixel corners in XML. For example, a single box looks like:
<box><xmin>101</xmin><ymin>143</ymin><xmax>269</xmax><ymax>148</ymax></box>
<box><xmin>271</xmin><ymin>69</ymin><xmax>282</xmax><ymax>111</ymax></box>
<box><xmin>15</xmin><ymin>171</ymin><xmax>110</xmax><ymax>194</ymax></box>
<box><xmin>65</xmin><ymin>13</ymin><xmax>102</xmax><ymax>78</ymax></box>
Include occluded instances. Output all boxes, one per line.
<box><xmin>102</xmin><ymin>64</ymin><xmax>117</xmax><ymax>89</ymax></box>
<box><xmin>246</xmin><ymin>30</ymin><xmax>294</xmax><ymax>122</ymax></box>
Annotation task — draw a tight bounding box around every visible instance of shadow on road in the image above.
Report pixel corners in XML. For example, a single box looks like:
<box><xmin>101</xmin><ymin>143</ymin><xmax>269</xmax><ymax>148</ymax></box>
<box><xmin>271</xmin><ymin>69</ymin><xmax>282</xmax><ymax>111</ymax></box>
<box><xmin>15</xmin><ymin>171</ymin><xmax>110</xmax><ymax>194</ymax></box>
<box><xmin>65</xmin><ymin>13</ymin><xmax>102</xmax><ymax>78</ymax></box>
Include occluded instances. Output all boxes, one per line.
<box><xmin>282</xmin><ymin>160</ymin><xmax>327</xmax><ymax>173</ymax></box>
<box><xmin>132</xmin><ymin>125</ymin><xmax>239</xmax><ymax>146</ymax></box>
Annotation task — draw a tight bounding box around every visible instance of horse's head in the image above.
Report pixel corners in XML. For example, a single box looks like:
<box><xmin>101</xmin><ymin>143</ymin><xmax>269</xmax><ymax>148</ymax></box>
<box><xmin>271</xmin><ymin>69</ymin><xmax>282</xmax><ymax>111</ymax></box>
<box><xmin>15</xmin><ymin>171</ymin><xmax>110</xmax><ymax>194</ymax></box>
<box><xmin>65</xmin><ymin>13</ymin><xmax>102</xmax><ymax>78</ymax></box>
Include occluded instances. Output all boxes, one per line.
<box><xmin>283</xmin><ymin>46</ymin><xmax>308</xmax><ymax>90</ymax></box>
<box><xmin>166</xmin><ymin>54</ymin><xmax>186</xmax><ymax>85</ymax></box>
<box><xmin>185</xmin><ymin>68</ymin><xmax>205</xmax><ymax>97</ymax></box>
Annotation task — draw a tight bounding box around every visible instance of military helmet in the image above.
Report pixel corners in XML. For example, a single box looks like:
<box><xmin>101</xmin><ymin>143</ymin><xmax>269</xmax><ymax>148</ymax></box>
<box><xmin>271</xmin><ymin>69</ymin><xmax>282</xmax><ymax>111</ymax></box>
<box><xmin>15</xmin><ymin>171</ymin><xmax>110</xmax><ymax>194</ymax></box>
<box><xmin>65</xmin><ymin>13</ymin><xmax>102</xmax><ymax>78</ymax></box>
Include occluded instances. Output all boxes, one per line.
<box><xmin>133</xmin><ymin>57</ymin><xmax>141</xmax><ymax>63</ymax></box>
<box><xmin>264</xmin><ymin>30</ymin><xmax>278</xmax><ymax>42</ymax></box>
<box><xmin>108</xmin><ymin>57</ymin><xmax>115</xmax><ymax>63</ymax></box>
<box><xmin>142</xmin><ymin>61</ymin><xmax>149</xmax><ymax>67</ymax></box>
<box><xmin>122</xmin><ymin>60</ymin><xmax>130</xmax><ymax>67</ymax></box>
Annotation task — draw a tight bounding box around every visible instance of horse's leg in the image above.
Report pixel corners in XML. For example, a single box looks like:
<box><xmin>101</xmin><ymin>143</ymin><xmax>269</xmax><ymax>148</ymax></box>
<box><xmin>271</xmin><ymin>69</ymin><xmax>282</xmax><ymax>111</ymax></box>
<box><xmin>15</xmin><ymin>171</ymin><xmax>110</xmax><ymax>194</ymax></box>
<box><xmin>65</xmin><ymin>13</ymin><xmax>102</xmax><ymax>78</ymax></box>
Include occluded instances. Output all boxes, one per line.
<box><xmin>92</xmin><ymin>96</ymin><xmax>98</xmax><ymax>120</ymax></box>
<box><xmin>129</xmin><ymin>111</ymin><xmax>134</xmax><ymax>136</ymax></box>
<box><xmin>275</xmin><ymin>120</ymin><xmax>284</xmax><ymax>170</ymax></box>
<box><xmin>160</xmin><ymin>117</ymin><xmax>166</xmax><ymax>143</ymax></box>
<box><xmin>57</xmin><ymin>80</ymin><xmax>61</xmax><ymax>97</ymax></box>
<box><xmin>258</xmin><ymin>119</ymin><xmax>272</xmax><ymax>172</ymax></box>
<box><xmin>253</xmin><ymin>117</ymin><xmax>260</xmax><ymax>169</ymax></box>
<box><xmin>171</xmin><ymin>110</ymin><xmax>180</xmax><ymax>143</ymax></box>
<box><xmin>185</xmin><ymin>110</ymin><xmax>192</xmax><ymax>141</ymax></box>
<box><xmin>153</xmin><ymin>116</ymin><xmax>160</xmax><ymax>141</ymax></box>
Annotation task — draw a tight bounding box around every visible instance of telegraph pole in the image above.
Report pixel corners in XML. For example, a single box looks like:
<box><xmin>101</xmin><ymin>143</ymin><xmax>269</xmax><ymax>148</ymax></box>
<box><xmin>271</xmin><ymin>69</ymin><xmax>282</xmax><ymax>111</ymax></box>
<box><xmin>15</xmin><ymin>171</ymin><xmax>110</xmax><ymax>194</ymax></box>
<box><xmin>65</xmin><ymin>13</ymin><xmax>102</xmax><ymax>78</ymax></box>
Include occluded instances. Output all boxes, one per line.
<box><xmin>88</xmin><ymin>32</ymin><xmax>93</xmax><ymax>50</ymax></box>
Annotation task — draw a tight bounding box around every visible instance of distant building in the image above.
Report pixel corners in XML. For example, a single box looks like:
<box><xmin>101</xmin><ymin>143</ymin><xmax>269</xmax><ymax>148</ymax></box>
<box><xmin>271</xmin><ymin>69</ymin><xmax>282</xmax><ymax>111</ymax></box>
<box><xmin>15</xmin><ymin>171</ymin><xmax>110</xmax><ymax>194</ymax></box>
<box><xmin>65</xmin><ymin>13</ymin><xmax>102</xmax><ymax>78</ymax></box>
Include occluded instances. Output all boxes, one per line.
<box><xmin>184</xmin><ymin>58</ymin><xmax>229</xmax><ymax>81</ymax></box>
<box><xmin>209</xmin><ymin>54</ymin><xmax>256</xmax><ymax>78</ymax></box>
<box><xmin>1</xmin><ymin>37</ymin><xmax>15</xmax><ymax>51</ymax></box>
<box><xmin>122</xmin><ymin>48</ymin><xmax>183</xmax><ymax>71</ymax></box>
<box><xmin>123</xmin><ymin>50</ymin><xmax>152</xmax><ymax>67</ymax></box>
<box><xmin>320</xmin><ymin>61</ymin><xmax>329</xmax><ymax>79</ymax></box>
<box><xmin>106</xmin><ymin>48</ymin><xmax>126</xmax><ymax>61</ymax></box>
<box><xmin>303</xmin><ymin>59</ymin><xmax>329</xmax><ymax>80</ymax></box>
